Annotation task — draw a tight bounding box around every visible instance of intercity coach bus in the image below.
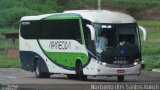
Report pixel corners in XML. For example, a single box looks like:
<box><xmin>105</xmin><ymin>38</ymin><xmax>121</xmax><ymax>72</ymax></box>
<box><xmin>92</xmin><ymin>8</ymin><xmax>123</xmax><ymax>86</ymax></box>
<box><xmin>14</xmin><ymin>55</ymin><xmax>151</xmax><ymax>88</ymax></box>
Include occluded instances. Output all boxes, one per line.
<box><xmin>19</xmin><ymin>10</ymin><xmax>147</xmax><ymax>82</ymax></box>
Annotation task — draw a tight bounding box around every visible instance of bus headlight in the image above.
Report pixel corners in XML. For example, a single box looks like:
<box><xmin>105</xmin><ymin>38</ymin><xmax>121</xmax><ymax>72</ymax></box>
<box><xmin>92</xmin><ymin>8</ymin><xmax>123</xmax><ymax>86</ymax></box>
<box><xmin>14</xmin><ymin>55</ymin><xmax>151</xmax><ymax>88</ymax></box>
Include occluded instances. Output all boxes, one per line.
<box><xmin>133</xmin><ymin>62</ymin><xmax>138</xmax><ymax>66</ymax></box>
<box><xmin>100</xmin><ymin>62</ymin><xmax>107</xmax><ymax>66</ymax></box>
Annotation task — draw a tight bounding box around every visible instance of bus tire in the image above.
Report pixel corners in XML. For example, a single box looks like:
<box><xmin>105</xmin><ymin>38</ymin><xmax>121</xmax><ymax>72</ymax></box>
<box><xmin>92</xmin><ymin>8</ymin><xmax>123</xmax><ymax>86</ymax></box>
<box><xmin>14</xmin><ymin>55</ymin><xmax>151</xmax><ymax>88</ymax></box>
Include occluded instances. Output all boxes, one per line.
<box><xmin>67</xmin><ymin>74</ymin><xmax>77</xmax><ymax>79</ymax></box>
<box><xmin>117</xmin><ymin>75</ymin><xmax>124</xmax><ymax>82</ymax></box>
<box><xmin>76</xmin><ymin>61</ymin><xmax>87</xmax><ymax>81</ymax></box>
<box><xmin>34</xmin><ymin>61</ymin><xmax>50</xmax><ymax>78</ymax></box>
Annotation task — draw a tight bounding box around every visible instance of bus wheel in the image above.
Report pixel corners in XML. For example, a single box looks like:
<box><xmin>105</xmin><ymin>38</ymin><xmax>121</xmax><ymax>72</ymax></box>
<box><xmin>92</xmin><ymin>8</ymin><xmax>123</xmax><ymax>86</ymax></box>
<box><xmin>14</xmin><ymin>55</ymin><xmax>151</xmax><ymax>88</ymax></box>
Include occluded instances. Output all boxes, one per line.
<box><xmin>34</xmin><ymin>61</ymin><xmax>50</xmax><ymax>78</ymax></box>
<box><xmin>117</xmin><ymin>75</ymin><xmax>124</xmax><ymax>82</ymax></box>
<box><xmin>67</xmin><ymin>74</ymin><xmax>77</xmax><ymax>79</ymax></box>
<box><xmin>76</xmin><ymin>61</ymin><xmax>87</xmax><ymax>81</ymax></box>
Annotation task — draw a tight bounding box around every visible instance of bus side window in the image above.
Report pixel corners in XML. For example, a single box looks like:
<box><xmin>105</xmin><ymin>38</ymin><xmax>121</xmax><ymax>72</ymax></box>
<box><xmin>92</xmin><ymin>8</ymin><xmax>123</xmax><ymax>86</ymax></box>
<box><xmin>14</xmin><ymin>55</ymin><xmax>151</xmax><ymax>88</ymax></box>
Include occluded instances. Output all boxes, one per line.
<box><xmin>82</xmin><ymin>20</ymin><xmax>94</xmax><ymax>53</ymax></box>
<box><xmin>21</xmin><ymin>19</ymin><xmax>81</xmax><ymax>43</ymax></box>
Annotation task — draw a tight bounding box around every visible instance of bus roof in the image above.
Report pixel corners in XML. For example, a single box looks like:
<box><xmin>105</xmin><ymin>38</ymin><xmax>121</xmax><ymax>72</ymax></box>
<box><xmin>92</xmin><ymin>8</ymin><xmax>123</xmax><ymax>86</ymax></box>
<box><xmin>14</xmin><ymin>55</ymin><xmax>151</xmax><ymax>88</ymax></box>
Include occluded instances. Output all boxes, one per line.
<box><xmin>20</xmin><ymin>13</ymin><xmax>81</xmax><ymax>21</ymax></box>
<box><xmin>64</xmin><ymin>10</ymin><xmax>136</xmax><ymax>23</ymax></box>
<box><xmin>20</xmin><ymin>13</ymin><xmax>56</xmax><ymax>21</ymax></box>
<box><xmin>21</xmin><ymin>10</ymin><xmax>136</xmax><ymax>23</ymax></box>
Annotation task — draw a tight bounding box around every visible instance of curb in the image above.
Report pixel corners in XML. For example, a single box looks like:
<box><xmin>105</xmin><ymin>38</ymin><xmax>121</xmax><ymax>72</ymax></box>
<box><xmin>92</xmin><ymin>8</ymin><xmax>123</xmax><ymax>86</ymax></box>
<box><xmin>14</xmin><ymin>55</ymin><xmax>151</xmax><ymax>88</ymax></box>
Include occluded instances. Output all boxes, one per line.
<box><xmin>152</xmin><ymin>68</ymin><xmax>160</xmax><ymax>72</ymax></box>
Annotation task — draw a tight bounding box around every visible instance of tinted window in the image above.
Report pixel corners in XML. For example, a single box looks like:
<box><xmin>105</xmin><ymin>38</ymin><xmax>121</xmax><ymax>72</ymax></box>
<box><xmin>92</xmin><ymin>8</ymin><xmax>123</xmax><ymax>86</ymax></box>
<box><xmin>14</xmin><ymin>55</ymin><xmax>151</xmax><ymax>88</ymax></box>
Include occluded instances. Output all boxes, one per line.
<box><xmin>21</xmin><ymin>19</ymin><xmax>81</xmax><ymax>43</ymax></box>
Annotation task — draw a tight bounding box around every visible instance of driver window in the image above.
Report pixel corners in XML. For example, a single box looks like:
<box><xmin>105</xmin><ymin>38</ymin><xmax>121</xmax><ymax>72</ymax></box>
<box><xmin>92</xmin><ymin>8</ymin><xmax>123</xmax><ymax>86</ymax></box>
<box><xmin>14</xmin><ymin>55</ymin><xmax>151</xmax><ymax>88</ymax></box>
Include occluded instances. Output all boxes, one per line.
<box><xmin>97</xmin><ymin>32</ymin><xmax>108</xmax><ymax>53</ymax></box>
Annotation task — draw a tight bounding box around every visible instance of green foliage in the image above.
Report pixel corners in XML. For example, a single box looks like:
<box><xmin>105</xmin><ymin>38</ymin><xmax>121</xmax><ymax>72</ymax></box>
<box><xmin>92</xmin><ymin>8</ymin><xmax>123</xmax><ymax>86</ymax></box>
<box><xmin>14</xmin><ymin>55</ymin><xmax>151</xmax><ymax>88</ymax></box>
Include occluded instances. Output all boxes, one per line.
<box><xmin>0</xmin><ymin>27</ymin><xmax>19</xmax><ymax>68</ymax></box>
<box><xmin>142</xmin><ymin>30</ymin><xmax>160</xmax><ymax>55</ymax></box>
<box><xmin>138</xmin><ymin>20</ymin><xmax>160</xmax><ymax>27</ymax></box>
<box><xmin>0</xmin><ymin>54</ymin><xmax>19</xmax><ymax>68</ymax></box>
<box><xmin>0</xmin><ymin>0</ymin><xmax>160</xmax><ymax>27</ymax></box>
<box><xmin>142</xmin><ymin>54</ymin><xmax>158</xmax><ymax>71</ymax></box>
<box><xmin>141</xmin><ymin>30</ymin><xmax>160</xmax><ymax>71</ymax></box>
<box><xmin>0</xmin><ymin>0</ymin><xmax>63</xmax><ymax>27</ymax></box>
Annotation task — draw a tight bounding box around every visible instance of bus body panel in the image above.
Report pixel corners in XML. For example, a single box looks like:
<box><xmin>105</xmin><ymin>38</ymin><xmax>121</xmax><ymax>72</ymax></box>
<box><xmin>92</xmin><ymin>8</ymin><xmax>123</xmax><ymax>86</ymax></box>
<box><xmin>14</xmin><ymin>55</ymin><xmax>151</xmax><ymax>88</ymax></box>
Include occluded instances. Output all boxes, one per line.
<box><xmin>20</xmin><ymin>37</ymin><xmax>89</xmax><ymax>74</ymax></box>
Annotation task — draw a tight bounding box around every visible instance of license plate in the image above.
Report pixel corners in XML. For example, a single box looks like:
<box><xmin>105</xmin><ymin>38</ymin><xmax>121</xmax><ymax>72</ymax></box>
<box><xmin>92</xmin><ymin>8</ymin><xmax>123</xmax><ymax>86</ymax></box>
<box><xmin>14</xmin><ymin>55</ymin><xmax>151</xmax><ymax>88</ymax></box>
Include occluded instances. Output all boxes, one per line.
<box><xmin>117</xmin><ymin>69</ymin><xmax>125</xmax><ymax>73</ymax></box>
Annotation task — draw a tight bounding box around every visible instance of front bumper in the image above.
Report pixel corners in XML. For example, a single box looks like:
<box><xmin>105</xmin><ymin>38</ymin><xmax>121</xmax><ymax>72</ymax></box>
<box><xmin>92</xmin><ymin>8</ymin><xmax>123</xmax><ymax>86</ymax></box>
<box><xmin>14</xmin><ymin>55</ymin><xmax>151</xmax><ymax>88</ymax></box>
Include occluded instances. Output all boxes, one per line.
<box><xmin>94</xmin><ymin>63</ymin><xmax>141</xmax><ymax>76</ymax></box>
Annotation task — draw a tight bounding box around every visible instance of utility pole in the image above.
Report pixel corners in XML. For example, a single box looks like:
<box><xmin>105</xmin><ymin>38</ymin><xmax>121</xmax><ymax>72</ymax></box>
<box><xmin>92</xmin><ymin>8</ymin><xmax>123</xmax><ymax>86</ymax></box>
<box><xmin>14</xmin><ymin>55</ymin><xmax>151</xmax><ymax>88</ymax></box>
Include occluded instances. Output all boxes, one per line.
<box><xmin>98</xmin><ymin>0</ymin><xmax>101</xmax><ymax>10</ymax></box>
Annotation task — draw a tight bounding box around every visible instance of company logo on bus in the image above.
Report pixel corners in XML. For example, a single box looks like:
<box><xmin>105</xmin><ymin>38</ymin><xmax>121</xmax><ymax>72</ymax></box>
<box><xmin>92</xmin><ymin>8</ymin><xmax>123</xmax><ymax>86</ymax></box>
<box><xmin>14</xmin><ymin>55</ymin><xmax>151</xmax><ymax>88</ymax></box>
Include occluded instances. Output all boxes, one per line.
<box><xmin>49</xmin><ymin>41</ymin><xmax>71</xmax><ymax>50</ymax></box>
<box><xmin>113</xmin><ymin>57</ymin><xmax>128</xmax><ymax>64</ymax></box>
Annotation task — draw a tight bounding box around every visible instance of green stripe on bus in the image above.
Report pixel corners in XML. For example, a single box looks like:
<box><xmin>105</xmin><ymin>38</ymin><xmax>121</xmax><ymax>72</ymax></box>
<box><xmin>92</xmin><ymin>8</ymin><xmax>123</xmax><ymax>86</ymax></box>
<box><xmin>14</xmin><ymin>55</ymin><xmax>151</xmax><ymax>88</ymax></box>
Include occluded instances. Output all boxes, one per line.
<box><xmin>37</xmin><ymin>40</ymin><xmax>89</xmax><ymax>68</ymax></box>
<box><xmin>46</xmin><ymin>52</ymin><xmax>88</xmax><ymax>67</ymax></box>
<box><xmin>43</xmin><ymin>14</ymin><xmax>81</xmax><ymax>20</ymax></box>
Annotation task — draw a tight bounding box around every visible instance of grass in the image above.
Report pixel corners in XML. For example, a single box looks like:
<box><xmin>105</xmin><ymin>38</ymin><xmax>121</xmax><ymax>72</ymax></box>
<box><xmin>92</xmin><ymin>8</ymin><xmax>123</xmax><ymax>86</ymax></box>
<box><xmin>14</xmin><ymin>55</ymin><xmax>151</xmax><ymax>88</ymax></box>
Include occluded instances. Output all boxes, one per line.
<box><xmin>137</xmin><ymin>20</ymin><xmax>160</xmax><ymax>71</ymax></box>
<box><xmin>0</xmin><ymin>54</ymin><xmax>19</xmax><ymax>68</ymax></box>
<box><xmin>142</xmin><ymin>30</ymin><xmax>160</xmax><ymax>54</ymax></box>
<box><xmin>138</xmin><ymin>20</ymin><xmax>160</xmax><ymax>70</ymax></box>
<box><xmin>142</xmin><ymin>54</ymin><xmax>159</xmax><ymax>71</ymax></box>
<box><xmin>142</xmin><ymin>30</ymin><xmax>160</xmax><ymax>71</ymax></box>
<box><xmin>0</xmin><ymin>27</ymin><xmax>19</xmax><ymax>68</ymax></box>
<box><xmin>138</xmin><ymin>20</ymin><xmax>160</xmax><ymax>27</ymax></box>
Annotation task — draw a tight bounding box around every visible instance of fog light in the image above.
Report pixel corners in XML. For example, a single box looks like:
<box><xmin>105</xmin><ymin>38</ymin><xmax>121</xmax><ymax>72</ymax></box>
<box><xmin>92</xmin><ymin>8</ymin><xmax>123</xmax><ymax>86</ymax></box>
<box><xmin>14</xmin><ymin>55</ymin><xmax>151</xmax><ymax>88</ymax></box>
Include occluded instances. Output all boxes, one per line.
<box><xmin>133</xmin><ymin>59</ymin><xmax>140</xmax><ymax>66</ymax></box>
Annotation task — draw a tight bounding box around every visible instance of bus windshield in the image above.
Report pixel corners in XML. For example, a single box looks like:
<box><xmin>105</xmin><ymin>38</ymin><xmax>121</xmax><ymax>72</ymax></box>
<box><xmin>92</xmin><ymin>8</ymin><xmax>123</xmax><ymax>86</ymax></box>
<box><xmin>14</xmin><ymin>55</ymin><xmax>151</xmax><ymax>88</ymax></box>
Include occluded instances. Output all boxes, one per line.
<box><xmin>94</xmin><ymin>23</ymin><xmax>141</xmax><ymax>64</ymax></box>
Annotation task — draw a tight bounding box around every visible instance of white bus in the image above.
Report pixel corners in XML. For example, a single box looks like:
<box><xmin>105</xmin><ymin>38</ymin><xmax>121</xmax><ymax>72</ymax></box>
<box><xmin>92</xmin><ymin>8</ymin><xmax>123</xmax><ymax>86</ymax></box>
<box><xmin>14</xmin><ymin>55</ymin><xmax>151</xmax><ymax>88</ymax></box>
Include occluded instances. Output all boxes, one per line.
<box><xmin>19</xmin><ymin>10</ymin><xmax>147</xmax><ymax>82</ymax></box>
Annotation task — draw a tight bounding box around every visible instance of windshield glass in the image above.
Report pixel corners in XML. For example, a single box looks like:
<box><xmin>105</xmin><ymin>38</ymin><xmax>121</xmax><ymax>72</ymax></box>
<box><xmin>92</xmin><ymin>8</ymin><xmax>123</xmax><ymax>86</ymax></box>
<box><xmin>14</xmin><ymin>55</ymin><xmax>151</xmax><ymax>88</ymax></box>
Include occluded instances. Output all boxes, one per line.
<box><xmin>94</xmin><ymin>23</ymin><xmax>140</xmax><ymax>54</ymax></box>
<box><xmin>94</xmin><ymin>23</ymin><xmax>141</xmax><ymax>65</ymax></box>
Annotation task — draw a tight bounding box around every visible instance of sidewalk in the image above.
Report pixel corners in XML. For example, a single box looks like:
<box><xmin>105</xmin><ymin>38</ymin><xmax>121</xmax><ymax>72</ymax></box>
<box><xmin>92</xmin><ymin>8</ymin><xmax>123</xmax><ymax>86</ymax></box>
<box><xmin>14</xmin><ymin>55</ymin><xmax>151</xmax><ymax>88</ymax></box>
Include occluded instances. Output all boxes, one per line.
<box><xmin>152</xmin><ymin>68</ymin><xmax>160</xmax><ymax>72</ymax></box>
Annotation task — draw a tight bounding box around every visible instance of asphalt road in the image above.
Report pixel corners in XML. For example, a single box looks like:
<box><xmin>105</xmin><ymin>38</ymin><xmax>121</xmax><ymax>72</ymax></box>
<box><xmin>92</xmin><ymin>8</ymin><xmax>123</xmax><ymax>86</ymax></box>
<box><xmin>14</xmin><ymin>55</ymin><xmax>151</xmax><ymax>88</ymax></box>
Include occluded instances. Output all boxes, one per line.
<box><xmin>0</xmin><ymin>68</ymin><xmax>160</xmax><ymax>90</ymax></box>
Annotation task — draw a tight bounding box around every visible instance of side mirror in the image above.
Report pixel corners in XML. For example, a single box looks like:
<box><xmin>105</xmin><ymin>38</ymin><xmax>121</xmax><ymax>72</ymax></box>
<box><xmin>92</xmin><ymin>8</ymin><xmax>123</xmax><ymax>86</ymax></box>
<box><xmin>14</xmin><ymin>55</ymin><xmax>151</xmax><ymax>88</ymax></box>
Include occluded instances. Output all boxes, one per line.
<box><xmin>138</xmin><ymin>26</ymin><xmax>147</xmax><ymax>41</ymax></box>
<box><xmin>141</xmin><ymin>61</ymin><xmax>145</xmax><ymax>69</ymax></box>
<box><xmin>86</xmin><ymin>24</ymin><xmax>95</xmax><ymax>40</ymax></box>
